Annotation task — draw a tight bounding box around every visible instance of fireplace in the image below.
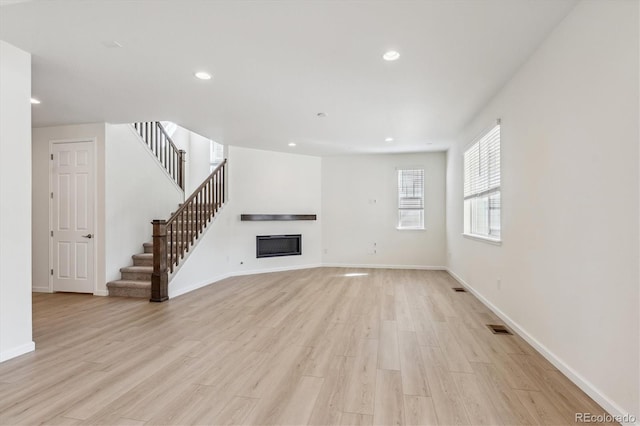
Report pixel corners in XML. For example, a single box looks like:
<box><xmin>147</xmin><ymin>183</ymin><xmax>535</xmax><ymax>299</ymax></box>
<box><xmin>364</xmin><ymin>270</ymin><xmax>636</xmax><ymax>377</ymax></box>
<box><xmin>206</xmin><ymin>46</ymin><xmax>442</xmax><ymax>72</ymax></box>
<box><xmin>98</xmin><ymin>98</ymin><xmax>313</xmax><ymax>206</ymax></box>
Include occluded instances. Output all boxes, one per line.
<box><xmin>256</xmin><ymin>234</ymin><xmax>302</xmax><ymax>258</ymax></box>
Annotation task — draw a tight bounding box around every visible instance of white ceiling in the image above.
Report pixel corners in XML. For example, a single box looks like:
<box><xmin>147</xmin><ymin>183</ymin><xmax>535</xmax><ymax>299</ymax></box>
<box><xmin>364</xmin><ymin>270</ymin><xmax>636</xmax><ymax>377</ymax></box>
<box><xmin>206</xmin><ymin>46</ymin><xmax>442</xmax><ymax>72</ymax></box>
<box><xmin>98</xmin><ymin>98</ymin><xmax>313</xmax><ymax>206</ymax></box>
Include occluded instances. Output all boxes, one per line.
<box><xmin>0</xmin><ymin>0</ymin><xmax>576</xmax><ymax>156</ymax></box>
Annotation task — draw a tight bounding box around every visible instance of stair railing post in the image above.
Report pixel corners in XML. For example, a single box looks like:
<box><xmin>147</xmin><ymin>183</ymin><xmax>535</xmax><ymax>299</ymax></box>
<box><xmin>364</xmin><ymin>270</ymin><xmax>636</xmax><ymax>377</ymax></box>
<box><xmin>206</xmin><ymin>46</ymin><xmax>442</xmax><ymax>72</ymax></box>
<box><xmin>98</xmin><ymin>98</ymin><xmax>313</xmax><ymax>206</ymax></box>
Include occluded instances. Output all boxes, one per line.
<box><xmin>222</xmin><ymin>160</ymin><xmax>226</xmax><ymax>203</ymax></box>
<box><xmin>151</xmin><ymin>219</ymin><xmax>169</xmax><ymax>302</ymax></box>
<box><xmin>178</xmin><ymin>149</ymin><xmax>186</xmax><ymax>191</ymax></box>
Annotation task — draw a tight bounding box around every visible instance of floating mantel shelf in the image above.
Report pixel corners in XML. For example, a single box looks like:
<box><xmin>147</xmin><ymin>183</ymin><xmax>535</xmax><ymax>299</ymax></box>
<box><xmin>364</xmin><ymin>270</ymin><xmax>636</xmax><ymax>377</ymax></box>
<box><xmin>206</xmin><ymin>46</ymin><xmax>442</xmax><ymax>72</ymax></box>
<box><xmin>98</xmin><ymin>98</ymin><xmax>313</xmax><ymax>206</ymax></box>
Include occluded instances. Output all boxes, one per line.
<box><xmin>241</xmin><ymin>214</ymin><xmax>317</xmax><ymax>221</ymax></box>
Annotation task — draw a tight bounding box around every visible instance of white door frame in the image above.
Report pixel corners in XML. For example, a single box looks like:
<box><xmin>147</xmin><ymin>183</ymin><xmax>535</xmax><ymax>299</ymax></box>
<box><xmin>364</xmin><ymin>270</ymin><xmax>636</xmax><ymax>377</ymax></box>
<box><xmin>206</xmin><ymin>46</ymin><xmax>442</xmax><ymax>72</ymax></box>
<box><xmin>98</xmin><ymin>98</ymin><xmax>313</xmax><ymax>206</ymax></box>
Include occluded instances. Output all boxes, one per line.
<box><xmin>48</xmin><ymin>138</ymin><xmax>99</xmax><ymax>294</ymax></box>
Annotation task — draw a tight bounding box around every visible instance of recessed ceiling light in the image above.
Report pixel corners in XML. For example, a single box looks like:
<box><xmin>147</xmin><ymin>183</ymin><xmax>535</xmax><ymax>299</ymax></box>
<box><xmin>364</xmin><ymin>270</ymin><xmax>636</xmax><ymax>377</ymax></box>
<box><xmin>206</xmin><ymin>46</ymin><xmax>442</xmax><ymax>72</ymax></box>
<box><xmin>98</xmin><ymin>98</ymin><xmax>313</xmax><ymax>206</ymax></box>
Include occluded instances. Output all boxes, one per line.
<box><xmin>194</xmin><ymin>71</ymin><xmax>212</xmax><ymax>80</ymax></box>
<box><xmin>288</xmin><ymin>142</ymin><xmax>296</xmax><ymax>147</ymax></box>
<box><xmin>385</xmin><ymin>137</ymin><xmax>394</xmax><ymax>142</ymax></box>
<box><xmin>30</xmin><ymin>98</ymin><xmax>41</xmax><ymax>104</ymax></box>
<box><xmin>316</xmin><ymin>112</ymin><xmax>327</xmax><ymax>118</ymax></box>
<box><xmin>383</xmin><ymin>50</ymin><xmax>400</xmax><ymax>61</ymax></box>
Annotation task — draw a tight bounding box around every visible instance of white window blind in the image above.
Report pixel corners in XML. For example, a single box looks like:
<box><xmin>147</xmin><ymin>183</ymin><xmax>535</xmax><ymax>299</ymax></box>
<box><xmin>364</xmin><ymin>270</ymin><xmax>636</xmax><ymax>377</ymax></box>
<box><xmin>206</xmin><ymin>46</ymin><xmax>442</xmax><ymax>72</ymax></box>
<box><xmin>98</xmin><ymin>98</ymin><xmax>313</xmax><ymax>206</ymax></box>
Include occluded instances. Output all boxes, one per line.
<box><xmin>397</xmin><ymin>169</ymin><xmax>424</xmax><ymax>229</ymax></box>
<box><xmin>463</xmin><ymin>122</ymin><xmax>501</xmax><ymax>240</ymax></box>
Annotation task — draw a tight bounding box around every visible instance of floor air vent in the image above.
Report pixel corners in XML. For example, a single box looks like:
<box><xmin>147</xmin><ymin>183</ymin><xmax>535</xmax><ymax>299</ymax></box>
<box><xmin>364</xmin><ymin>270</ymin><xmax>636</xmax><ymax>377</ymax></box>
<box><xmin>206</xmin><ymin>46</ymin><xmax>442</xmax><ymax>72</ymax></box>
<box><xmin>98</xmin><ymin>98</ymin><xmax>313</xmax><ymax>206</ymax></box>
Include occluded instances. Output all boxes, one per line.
<box><xmin>452</xmin><ymin>287</ymin><xmax>467</xmax><ymax>292</ymax></box>
<box><xmin>487</xmin><ymin>324</ymin><xmax>513</xmax><ymax>335</ymax></box>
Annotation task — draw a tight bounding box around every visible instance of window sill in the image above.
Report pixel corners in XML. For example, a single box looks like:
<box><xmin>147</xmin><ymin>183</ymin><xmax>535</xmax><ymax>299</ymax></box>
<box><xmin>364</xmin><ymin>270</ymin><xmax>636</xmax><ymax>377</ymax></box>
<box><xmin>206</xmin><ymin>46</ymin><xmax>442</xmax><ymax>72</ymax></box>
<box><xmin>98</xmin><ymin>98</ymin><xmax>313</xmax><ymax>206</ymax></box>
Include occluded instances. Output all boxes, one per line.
<box><xmin>397</xmin><ymin>227</ymin><xmax>425</xmax><ymax>231</ymax></box>
<box><xmin>462</xmin><ymin>233</ymin><xmax>502</xmax><ymax>246</ymax></box>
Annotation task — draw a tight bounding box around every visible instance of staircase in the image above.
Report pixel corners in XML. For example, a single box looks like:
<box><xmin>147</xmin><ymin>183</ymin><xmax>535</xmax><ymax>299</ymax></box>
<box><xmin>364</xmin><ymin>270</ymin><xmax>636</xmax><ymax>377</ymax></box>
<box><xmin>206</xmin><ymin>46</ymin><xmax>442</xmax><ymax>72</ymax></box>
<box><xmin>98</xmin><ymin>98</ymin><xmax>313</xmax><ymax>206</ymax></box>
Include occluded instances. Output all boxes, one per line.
<box><xmin>106</xmin><ymin>122</ymin><xmax>227</xmax><ymax>300</ymax></box>
<box><xmin>106</xmin><ymin>243</ymin><xmax>155</xmax><ymax>298</ymax></box>
<box><xmin>106</xmin><ymin>207</ymin><xmax>208</xmax><ymax>298</ymax></box>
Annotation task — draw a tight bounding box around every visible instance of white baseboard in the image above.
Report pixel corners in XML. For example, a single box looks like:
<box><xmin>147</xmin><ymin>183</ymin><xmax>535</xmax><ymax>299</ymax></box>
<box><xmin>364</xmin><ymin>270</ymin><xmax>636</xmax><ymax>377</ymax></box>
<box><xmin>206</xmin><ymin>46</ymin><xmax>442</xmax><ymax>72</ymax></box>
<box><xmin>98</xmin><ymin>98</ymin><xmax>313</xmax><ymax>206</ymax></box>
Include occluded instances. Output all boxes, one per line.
<box><xmin>0</xmin><ymin>341</ymin><xmax>35</xmax><ymax>363</ymax></box>
<box><xmin>322</xmin><ymin>263</ymin><xmax>446</xmax><ymax>270</ymax></box>
<box><xmin>93</xmin><ymin>290</ymin><xmax>109</xmax><ymax>297</ymax></box>
<box><xmin>446</xmin><ymin>268</ymin><xmax>639</xmax><ymax>426</ymax></box>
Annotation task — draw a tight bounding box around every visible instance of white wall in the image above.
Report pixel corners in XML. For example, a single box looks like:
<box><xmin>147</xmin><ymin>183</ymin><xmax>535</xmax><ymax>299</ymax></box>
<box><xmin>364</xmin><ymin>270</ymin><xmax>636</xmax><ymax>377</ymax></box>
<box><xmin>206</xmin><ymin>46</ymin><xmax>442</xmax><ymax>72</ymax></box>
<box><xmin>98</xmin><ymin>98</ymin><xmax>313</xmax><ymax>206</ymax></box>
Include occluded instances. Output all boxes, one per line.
<box><xmin>446</xmin><ymin>0</ymin><xmax>639</xmax><ymax>420</ymax></box>
<box><xmin>170</xmin><ymin>145</ymin><xmax>322</xmax><ymax>297</ymax></box>
<box><xmin>0</xmin><ymin>41</ymin><xmax>34</xmax><ymax>362</ymax></box>
<box><xmin>186</xmin><ymin>131</ymin><xmax>213</xmax><ymax>194</ymax></box>
<box><xmin>322</xmin><ymin>153</ymin><xmax>446</xmax><ymax>268</ymax></box>
<box><xmin>104</xmin><ymin>124</ymin><xmax>184</xmax><ymax>283</ymax></box>
<box><xmin>32</xmin><ymin>123</ymin><xmax>107</xmax><ymax>294</ymax></box>
<box><xmin>169</xmin><ymin>125</ymin><xmax>214</xmax><ymax>195</ymax></box>
<box><xmin>227</xmin><ymin>146</ymin><xmax>322</xmax><ymax>271</ymax></box>
<box><xmin>168</xmin><ymin>125</ymin><xmax>189</xmax><ymax>152</ymax></box>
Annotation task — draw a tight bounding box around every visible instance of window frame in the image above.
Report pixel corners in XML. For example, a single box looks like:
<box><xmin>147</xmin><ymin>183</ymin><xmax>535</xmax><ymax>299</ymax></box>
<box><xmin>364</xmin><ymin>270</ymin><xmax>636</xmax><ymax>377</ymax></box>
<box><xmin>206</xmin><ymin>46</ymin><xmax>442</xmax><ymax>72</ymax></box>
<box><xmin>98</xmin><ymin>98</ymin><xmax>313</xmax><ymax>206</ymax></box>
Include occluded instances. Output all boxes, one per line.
<box><xmin>462</xmin><ymin>120</ymin><xmax>502</xmax><ymax>244</ymax></box>
<box><xmin>396</xmin><ymin>167</ymin><xmax>425</xmax><ymax>231</ymax></box>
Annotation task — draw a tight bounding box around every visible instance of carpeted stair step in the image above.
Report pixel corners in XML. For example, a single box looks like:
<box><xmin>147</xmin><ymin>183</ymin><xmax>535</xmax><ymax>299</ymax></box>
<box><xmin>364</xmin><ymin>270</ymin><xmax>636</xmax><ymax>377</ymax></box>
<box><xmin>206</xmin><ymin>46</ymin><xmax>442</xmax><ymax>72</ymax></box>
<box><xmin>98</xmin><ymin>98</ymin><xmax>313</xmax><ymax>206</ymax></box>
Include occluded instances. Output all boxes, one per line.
<box><xmin>132</xmin><ymin>253</ymin><xmax>153</xmax><ymax>266</ymax></box>
<box><xmin>120</xmin><ymin>265</ymin><xmax>152</xmax><ymax>281</ymax></box>
<box><xmin>106</xmin><ymin>280</ymin><xmax>150</xmax><ymax>298</ymax></box>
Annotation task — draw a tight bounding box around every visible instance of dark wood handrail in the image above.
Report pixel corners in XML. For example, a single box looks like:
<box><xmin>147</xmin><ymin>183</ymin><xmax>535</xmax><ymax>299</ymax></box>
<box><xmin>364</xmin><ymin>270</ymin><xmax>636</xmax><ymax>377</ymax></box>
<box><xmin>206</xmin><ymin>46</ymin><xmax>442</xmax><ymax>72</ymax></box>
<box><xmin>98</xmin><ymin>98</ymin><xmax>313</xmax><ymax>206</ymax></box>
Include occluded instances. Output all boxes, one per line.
<box><xmin>150</xmin><ymin>159</ymin><xmax>227</xmax><ymax>302</ymax></box>
<box><xmin>133</xmin><ymin>122</ymin><xmax>186</xmax><ymax>190</ymax></box>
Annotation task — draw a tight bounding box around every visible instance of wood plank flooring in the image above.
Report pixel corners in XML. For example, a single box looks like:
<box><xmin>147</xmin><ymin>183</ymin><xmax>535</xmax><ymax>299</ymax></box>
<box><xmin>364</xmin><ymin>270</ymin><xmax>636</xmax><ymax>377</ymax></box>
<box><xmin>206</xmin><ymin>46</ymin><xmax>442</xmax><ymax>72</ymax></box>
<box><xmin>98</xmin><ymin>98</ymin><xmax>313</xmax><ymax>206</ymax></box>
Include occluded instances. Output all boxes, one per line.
<box><xmin>0</xmin><ymin>268</ymin><xmax>614</xmax><ymax>425</ymax></box>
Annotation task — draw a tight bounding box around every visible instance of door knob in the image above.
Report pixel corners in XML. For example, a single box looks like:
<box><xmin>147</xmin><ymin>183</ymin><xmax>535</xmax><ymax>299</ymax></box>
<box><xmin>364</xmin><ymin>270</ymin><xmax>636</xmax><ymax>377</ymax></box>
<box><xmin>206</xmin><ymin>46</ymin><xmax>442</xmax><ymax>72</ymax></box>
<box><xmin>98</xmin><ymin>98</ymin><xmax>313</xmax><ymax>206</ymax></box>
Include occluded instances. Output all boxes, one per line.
<box><xmin>82</xmin><ymin>234</ymin><xmax>93</xmax><ymax>239</ymax></box>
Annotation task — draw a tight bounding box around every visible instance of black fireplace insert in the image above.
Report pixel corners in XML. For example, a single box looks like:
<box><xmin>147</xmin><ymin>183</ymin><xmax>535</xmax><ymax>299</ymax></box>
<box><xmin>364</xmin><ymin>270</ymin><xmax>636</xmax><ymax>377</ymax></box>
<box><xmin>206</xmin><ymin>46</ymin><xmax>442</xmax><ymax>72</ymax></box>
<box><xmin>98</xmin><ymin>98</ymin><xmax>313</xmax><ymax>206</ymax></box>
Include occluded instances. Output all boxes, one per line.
<box><xmin>256</xmin><ymin>234</ymin><xmax>302</xmax><ymax>258</ymax></box>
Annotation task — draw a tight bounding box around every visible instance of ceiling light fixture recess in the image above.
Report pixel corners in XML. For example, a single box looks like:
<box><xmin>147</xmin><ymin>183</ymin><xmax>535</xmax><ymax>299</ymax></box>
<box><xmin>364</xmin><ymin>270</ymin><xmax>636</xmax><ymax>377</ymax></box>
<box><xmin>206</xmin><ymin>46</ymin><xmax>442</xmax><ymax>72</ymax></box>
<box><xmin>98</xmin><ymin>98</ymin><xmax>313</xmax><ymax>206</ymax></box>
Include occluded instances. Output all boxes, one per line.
<box><xmin>385</xmin><ymin>137</ymin><xmax>394</xmax><ymax>142</ymax></box>
<box><xmin>30</xmin><ymin>98</ymin><xmax>41</xmax><ymax>104</ymax></box>
<box><xmin>288</xmin><ymin>142</ymin><xmax>297</xmax><ymax>147</ymax></box>
<box><xmin>194</xmin><ymin>71</ymin><xmax>212</xmax><ymax>80</ymax></box>
<box><xmin>383</xmin><ymin>50</ymin><xmax>400</xmax><ymax>61</ymax></box>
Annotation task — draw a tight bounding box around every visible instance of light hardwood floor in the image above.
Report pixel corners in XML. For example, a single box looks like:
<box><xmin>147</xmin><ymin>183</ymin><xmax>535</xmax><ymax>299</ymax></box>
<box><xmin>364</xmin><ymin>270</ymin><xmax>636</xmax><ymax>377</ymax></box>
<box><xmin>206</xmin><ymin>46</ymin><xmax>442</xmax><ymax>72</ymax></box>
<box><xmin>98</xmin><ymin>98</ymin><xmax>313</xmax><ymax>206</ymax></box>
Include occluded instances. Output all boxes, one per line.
<box><xmin>0</xmin><ymin>268</ymin><xmax>614</xmax><ymax>425</ymax></box>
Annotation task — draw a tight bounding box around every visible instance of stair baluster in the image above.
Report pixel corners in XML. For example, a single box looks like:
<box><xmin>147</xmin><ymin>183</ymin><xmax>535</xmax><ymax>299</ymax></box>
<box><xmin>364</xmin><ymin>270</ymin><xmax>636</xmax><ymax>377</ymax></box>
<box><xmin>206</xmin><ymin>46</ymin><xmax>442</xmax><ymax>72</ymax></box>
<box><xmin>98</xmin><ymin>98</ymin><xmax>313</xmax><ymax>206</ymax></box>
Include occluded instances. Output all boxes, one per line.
<box><xmin>133</xmin><ymin>121</ymin><xmax>186</xmax><ymax>191</ymax></box>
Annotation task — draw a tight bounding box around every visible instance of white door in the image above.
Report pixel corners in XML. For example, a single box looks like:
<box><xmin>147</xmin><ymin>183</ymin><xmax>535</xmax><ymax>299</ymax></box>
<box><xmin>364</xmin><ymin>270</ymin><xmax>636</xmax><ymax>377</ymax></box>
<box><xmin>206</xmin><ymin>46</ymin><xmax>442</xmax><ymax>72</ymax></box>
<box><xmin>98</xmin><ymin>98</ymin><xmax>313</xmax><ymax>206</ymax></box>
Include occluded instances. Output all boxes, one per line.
<box><xmin>51</xmin><ymin>140</ymin><xmax>95</xmax><ymax>293</ymax></box>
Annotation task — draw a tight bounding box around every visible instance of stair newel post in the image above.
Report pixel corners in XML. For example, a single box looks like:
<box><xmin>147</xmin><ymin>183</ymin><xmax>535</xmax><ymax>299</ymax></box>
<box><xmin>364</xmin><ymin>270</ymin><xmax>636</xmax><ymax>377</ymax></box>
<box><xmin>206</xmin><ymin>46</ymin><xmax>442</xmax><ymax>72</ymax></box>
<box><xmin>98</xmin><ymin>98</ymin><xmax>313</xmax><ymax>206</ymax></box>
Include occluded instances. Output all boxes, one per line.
<box><xmin>178</xmin><ymin>149</ymin><xmax>186</xmax><ymax>191</ymax></box>
<box><xmin>151</xmin><ymin>219</ymin><xmax>169</xmax><ymax>302</ymax></box>
<box><xmin>222</xmin><ymin>160</ymin><xmax>226</xmax><ymax>205</ymax></box>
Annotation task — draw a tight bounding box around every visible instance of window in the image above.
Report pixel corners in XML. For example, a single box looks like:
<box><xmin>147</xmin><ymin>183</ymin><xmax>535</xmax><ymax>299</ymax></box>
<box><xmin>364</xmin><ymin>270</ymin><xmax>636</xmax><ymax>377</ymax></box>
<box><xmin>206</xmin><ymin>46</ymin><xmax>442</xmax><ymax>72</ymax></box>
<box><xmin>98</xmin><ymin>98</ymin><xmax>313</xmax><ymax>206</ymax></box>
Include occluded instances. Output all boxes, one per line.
<box><xmin>210</xmin><ymin>141</ymin><xmax>224</xmax><ymax>173</ymax></box>
<box><xmin>397</xmin><ymin>168</ymin><xmax>424</xmax><ymax>230</ymax></box>
<box><xmin>463</xmin><ymin>121</ymin><xmax>501</xmax><ymax>241</ymax></box>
